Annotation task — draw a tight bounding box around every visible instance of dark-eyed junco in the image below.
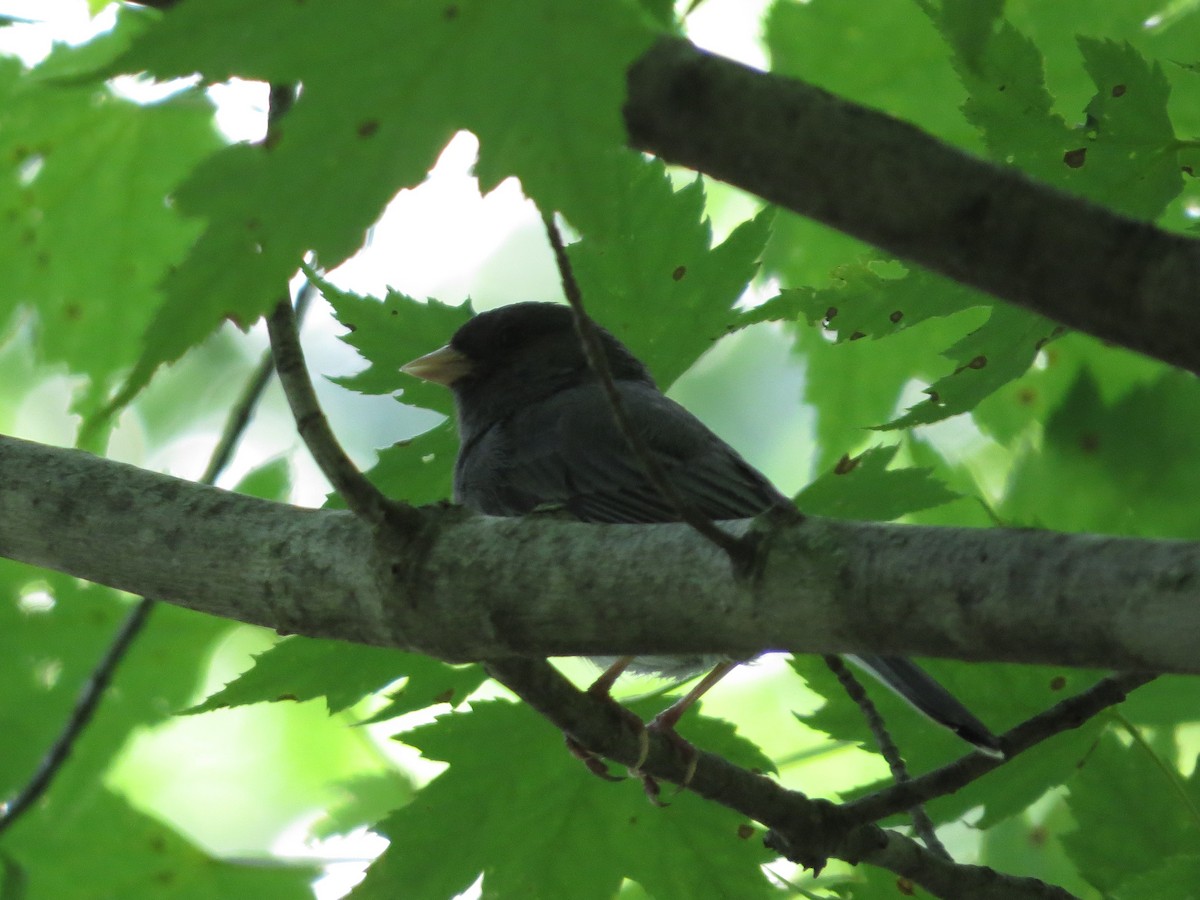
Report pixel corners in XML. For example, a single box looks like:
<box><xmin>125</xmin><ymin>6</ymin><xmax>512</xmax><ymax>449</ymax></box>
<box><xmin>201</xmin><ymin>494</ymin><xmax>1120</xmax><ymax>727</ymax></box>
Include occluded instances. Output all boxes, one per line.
<box><xmin>402</xmin><ymin>302</ymin><xmax>1001</xmax><ymax>758</ymax></box>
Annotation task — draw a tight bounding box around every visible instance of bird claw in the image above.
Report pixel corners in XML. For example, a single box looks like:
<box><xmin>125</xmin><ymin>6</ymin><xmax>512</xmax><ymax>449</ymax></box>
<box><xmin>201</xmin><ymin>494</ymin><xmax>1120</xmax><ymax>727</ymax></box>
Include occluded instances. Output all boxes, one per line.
<box><xmin>565</xmin><ymin>704</ymin><xmax>698</xmax><ymax>803</ymax></box>
<box><xmin>564</xmin><ymin>688</ymin><xmax>650</xmax><ymax>783</ymax></box>
<box><xmin>571</xmin><ymin>656</ymin><xmax>709</xmax><ymax>799</ymax></box>
<box><xmin>632</xmin><ymin>724</ymin><xmax>651</xmax><ymax>770</ymax></box>
<box><xmin>638</xmin><ymin>771</ymin><xmax>665</xmax><ymax>805</ymax></box>
<box><xmin>623</xmin><ymin>714</ymin><xmax>701</xmax><ymax>805</ymax></box>
<box><xmin>564</xmin><ymin>735</ymin><xmax>624</xmax><ymax>782</ymax></box>
<box><xmin>645</xmin><ymin>714</ymin><xmax>700</xmax><ymax>792</ymax></box>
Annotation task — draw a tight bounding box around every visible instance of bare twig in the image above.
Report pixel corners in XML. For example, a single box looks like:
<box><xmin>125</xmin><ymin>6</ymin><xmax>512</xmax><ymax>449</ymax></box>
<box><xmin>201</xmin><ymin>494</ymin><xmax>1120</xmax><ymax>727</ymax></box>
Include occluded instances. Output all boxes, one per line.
<box><xmin>0</xmin><ymin>597</ymin><xmax>154</xmax><ymax>837</ymax></box>
<box><xmin>538</xmin><ymin>208</ymin><xmax>752</xmax><ymax>567</ymax></box>
<box><xmin>266</xmin><ymin>297</ymin><xmax>408</xmax><ymax>527</ymax></box>
<box><xmin>261</xmin><ymin>87</ymin><xmax>416</xmax><ymax>531</ymax></box>
<box><xmin>537</xmin><ymin>209</ymin><xmax>948</xmax><ymax>820</ymax></box>
<box><xmin>204</xmin><ymin>280</ymin><xmax>315</xmax><ymax>484</ymax></box>
<box><xmin>823</xmin><ymin>654</ymin><xmax>949</xmax><ymax>860</ymax></box>
<box><xmin>841</xmin><ymin>671</ymin><xmax>1157</xmax><ymax>826</ymax></box>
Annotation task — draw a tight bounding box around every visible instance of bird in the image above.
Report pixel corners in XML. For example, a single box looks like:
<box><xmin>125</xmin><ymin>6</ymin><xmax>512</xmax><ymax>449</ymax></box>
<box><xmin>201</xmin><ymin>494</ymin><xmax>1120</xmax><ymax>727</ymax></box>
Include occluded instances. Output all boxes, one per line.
<box><xmin>401</xmin><ymin>301</ymin><xmax>1002</xmax><ymax>772</ymax></box>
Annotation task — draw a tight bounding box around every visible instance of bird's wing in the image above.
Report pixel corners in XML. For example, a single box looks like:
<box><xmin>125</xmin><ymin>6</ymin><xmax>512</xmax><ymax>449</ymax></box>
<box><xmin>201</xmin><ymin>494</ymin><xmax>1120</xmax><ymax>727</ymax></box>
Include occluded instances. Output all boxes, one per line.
<box><xmin>455</xmin><ymin>380</ymin><xmax>790</xmax><ymax>523</ymax></box>
<box><xmin>454</xmin><ymin>378</ymin><xmax>1003</xmax><ymax>753</ymax></box>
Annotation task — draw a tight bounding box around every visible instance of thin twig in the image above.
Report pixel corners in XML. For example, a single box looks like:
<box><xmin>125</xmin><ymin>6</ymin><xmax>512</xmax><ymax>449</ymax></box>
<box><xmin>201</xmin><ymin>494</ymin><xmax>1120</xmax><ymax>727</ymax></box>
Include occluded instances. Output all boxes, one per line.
<box><xmin>823</xmin><ymin>655</ymin><xmax>949</xmax><ymax>860</ymax></box>
<box><xmin>842</xmin><ymin>671</ymin><xmax>1158</xmax><ymax>826</ymax></box>
<box><xmin>537</xmin><ymin>209</ymin><xmax>944</xmax><ymax>838</ymax></box>
<box><xmin>538</xmin><ymin>208</ymin><xmax>752</xmax><ymax>566</ymax></box>
<box><xmin>0</xmin><ymin>597</ymin><xmax>154</xmax><ymax>837</ymax></box>
<box><xmin>267</xmin><ymin>295</ymin><xmax>409</xmax><ymax>528</ymax></box>
<box><xmin>205</xmin><ymin>281</ymin><xmax>315</xmax><ymax>484</ymax></box>
<box><xmin>261</xmin><ymin>87</ymin><xmax>415</xmax><ymax>531</ymax></box>
<box><xmin>0</xmin><ymin>282</ymin><xmax>316</xmax><ymax>839</ymax></box>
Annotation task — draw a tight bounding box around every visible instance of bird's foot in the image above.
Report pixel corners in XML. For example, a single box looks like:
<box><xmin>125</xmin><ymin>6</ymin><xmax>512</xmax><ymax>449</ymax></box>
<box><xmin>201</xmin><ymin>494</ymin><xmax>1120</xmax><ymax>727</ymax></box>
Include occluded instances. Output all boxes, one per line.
<box><xmin>629</xmin><ymin>712</ymin><xmax>701</xmax><ymax>805</ymax></box>
<box><xmin>564</xmin><ymin>734</ymin><xmax>624</xmax><ymax>782</ymax></box>
<box><xmin>565</xmin><ymin>682</ymin><xmax>651</xmax><ymax>783</ymax></box>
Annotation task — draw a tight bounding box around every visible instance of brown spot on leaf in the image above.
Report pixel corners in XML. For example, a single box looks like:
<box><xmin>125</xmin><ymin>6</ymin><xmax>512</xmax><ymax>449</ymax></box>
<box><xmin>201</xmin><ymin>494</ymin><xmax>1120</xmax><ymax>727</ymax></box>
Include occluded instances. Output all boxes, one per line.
<box><xmin>1080</xmin><ymin>432</ymin><xmax>1100</xmax><ymax>454</ymax></box>
<box><xmin>1049</xmin><ymin>675</ymin><xmax>1067</xmax><ymax>691</ymax></box>
<box><xmin>357</xmin><ymin>119</ymin><xmax>380</xmax><ymax>138</ymax></box>
<box><xmin>1029</xmin><ymin>825</ymin><xmax>1049</xmax><ymax>847</ymax></box>
<box><xmin>276</xmin><ymin>693</ymin><xmax>300</xmax><ymax>702</ymax></box>
<box><xmin>849</xmin><ymin>330</ymin><xmax>866</xmax><ymax>341</ymax></box>
<box><xmin>432</xmin><ymin>688</ymin><xmax>455</xmax><ymax>704</ymax></box>
<box><xmin>64</xmin><ymin>304</ymin><xmax>82</xmax><ymax>321</ymax></box>
<box><xmin>889</xmin><ymin>310</ymin><xmax>903</xmax><ymax>323</ymax></box>
<box><xmin>444</xmin><ymin>3</ymin><xmax>458</xmax><ymax>18</ymax></box>
<box><xmin>1064</xmin><ymin>148</ymin><xmax>1087</xmax><ymax>169</ymax></box>
<box><xmin>834</xmin><ymin>454</ymin><xmax>859</xmax><ymax>475</ymax></box>
<box><xmin>1017</xmin><ymin>387</ymin><xmax>1036</xmax><ymax>405</ymax></box>
<box><xmin>968</xmin><ymin>355</ymin><xmax>987</xmax><ymax>369</ymax></box>
<box><xmin>897</xmin><ymin>878</ymin><xmax>915</xmax><ymax>896</ymax></box>
<box><xmin>1112</xmin><ymin>84</ymin><xmax>1126</xmax><ymax>98</ymax></box>
<box><xmin>1184</xmin><ymin>165</ymin><xmax>1195</xmax><ymax>177</ymax></box>
<box><xmin>736</xmin><ymin>824</ymin><xmax>754</xmax><ymax>840</ymax></box>
<box><xmin>672</xmin><ymin>265</ymin><xmax>686</xmax><ymax>281</ymax></box>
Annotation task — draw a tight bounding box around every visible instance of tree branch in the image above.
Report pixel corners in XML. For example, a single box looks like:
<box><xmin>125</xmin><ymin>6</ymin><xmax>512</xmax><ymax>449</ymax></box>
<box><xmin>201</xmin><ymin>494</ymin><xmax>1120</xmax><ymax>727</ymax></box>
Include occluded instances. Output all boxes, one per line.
<box><xmin>822</xmin><ymin>654</ymin><xmax>950</xmax><ymax>860</ymax></box>
<box><xmin>267</xmin><ymin>276</ymin><xmax>410</xmax><ymax>530</ymax></box>
<box><xmin>487</xmin><ymin>657</ymin><xmax>1083</xmax><ymax>900</ymax></box>
<box><xmin>2</xmin><ymin>433</ymin><xmax>1199</xmax><ymax>673</ymax></box>
<box><xmin>624</xmin><ymin>37</ymin><xmax>1200</xmax><ymax>376</ymax></box>
<box><xmin>842</xmin><ymin>671</ymin><xmax>1157</xmax><ymax>826</ymax></box>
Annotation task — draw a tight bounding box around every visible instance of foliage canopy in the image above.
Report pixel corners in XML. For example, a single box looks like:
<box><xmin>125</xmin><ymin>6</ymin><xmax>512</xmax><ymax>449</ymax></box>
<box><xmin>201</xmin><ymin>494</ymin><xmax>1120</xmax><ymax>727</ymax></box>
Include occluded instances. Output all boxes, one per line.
<box><xmin>3</xmin><ymin>1</ymin><xmax>1200</xmax><ymax>898</ymax></box>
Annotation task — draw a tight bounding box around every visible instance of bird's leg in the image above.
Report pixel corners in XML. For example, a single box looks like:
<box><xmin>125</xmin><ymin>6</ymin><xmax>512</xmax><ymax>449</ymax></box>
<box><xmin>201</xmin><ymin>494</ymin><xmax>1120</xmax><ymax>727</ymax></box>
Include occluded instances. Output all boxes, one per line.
<box><xmin>588</xmin><ymin>655</ymin><xmax>635</xmax><ymax>697</ymax></box>
<box><xmin>638</xmin><ymin>660</ymin><xmax>738</xmax><ymax>796</ymax></box>
<box><xmin>565</xmin><ymin>656</ymin><xmax>647</xmax><ymax>782</ymax></box>
<box><xmin>569</xmin><ymin>658</ymin><xmax>737</xmax><ymax>802</ymax></box>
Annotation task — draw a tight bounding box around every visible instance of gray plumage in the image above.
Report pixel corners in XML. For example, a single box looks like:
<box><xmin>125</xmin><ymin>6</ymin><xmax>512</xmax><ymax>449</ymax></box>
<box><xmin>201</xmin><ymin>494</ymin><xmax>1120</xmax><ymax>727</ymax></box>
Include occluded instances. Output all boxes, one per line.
<box><xmin>411</xmin><ymin>302</ymin><xmax>1000</xmax><ymax>754</ymax></box>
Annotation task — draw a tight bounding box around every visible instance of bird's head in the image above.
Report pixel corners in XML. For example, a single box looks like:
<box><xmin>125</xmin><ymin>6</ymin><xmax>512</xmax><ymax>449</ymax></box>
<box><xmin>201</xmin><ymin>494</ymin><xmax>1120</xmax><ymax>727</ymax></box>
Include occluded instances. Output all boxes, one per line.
<box><xmin>401</xmin><ymin>302</ymin><xmax>653</xmax><ymax>433</ymax></box>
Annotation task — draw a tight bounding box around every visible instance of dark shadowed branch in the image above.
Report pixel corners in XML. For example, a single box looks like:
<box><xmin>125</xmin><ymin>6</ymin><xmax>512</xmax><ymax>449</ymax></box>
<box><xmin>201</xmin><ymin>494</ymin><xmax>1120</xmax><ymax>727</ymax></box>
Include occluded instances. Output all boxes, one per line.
<box><xmin>842</xmin><ymin>671</ymin><xmax>1158</xmax><ymax>826</ymax></box>
<box><xmin>624</xmin><ymin>37</ymin><xmax>1200</xmax><ymax>376</ymax></box>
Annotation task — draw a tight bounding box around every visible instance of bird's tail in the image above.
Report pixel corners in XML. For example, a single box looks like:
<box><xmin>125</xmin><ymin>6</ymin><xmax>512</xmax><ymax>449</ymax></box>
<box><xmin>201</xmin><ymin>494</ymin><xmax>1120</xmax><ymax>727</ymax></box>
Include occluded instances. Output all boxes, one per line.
<box><xmin>846</xmin><ymin>654</ymin><xmax>1005</xmax><ymax>758</ymax></box>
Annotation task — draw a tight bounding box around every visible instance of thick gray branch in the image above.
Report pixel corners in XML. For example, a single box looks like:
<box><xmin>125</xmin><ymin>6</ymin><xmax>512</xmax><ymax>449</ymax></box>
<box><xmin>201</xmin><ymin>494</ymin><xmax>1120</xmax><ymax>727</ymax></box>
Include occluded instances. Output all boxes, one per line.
<box><xmin>625</xmin><ymin>38</ymin><xmax>1200</xmax><ymax>375</ymax></box>
<box><xmin>1</xmin><ymin>433</ymin><xmax>1196</xmax><ymax>671</ymax></box>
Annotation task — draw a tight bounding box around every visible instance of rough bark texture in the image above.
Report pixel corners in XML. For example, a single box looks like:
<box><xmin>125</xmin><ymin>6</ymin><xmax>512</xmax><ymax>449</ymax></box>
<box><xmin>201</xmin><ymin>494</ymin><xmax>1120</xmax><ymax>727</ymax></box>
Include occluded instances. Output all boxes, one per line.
<box><xmin>3</xmin><ymin>434</ymin><xmax>1198</xmax><ymax>673</ymax></box>
<box><xmin>625</xmin><ymin>38</ymin><xmax>1200</xmax><ymax>375</ymax></box>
